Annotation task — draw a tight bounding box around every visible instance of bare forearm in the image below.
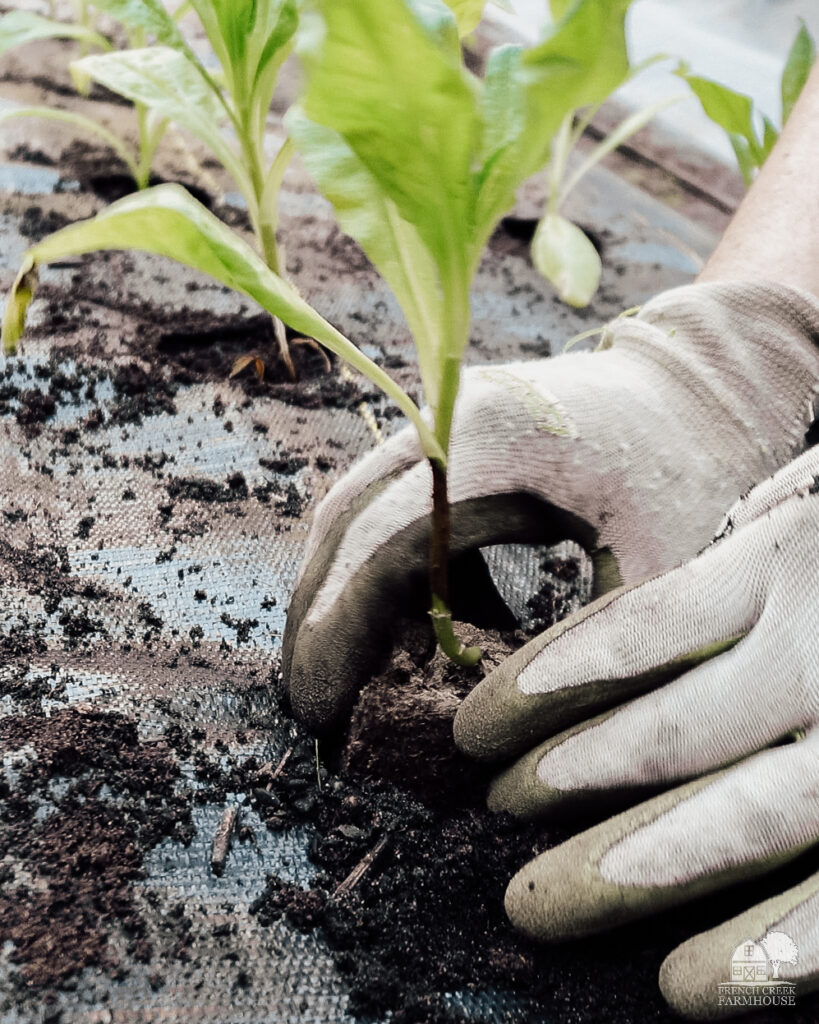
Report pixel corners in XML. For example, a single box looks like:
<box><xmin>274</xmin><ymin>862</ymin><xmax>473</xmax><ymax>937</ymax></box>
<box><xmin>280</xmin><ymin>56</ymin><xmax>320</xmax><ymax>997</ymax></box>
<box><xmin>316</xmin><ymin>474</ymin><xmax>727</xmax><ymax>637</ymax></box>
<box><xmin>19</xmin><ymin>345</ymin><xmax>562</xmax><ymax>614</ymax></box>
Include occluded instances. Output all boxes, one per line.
<box><xmin>698</xmin><ymin>61</ymin><xmax>819</xmax><ymax>297</ymax></box>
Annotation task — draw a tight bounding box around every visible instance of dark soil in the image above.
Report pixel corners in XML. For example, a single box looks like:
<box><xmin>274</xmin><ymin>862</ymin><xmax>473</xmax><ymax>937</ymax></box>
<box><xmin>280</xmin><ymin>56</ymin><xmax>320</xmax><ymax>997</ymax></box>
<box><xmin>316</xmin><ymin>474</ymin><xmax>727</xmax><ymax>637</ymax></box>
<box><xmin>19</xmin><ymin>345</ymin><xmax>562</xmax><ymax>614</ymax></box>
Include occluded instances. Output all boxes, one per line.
<box><xmin>55</xmin><ymin>139</ymin><xmax>214</xmax><ymax>207</ymax></box>
<box><xmin>525</xmin><ymin>553</ymin><xmax>583</xmax><ymax>633</ymax></box>
<box><xmin>19</xmin><ymin>205</ymin><xmax>70</xmax><ymax>242</ymax></box>
<box><xmin>1</xmin><ymin>270</ymin><xmax>812</xmax><ymax>1024</ymax></box>
<box><xmin>249</xmin><ymin>643</ymin><xmax>819</xmax><ymax>1024</ymax></box>
<box><xmin>342</xmin><ymin>621</ymin><xmax>523</xmax><ymax>806</ymax></box>
<box><xmin>0</xmin><ymin>709</ymin><xmax>191</xmax><ymax>990</ymax></box>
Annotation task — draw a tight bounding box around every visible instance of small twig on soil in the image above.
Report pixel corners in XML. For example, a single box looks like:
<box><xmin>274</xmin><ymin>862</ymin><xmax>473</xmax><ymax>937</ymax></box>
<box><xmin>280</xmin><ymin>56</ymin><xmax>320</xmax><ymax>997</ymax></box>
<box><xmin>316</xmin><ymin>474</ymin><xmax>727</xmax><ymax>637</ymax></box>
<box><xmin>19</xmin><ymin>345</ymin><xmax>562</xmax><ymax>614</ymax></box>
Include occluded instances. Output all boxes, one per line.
<box><xmin>254</xmin><ymin>746</ymin><xmax>293</xmax><ymax>791</ymax></box>
<box><xmin>332</xmin><ymin>835</ymin><xmax>389</xmax><ymax>899</ymax></box>
<box><xmin>210</xmin><ymin>806</ymin><xmax>239</xmax><ymax>877</ymax></box>
<box><xmin>269</xmin><ymin>746</ymin><xmax>293</xmax><ymax>786</ymax></box>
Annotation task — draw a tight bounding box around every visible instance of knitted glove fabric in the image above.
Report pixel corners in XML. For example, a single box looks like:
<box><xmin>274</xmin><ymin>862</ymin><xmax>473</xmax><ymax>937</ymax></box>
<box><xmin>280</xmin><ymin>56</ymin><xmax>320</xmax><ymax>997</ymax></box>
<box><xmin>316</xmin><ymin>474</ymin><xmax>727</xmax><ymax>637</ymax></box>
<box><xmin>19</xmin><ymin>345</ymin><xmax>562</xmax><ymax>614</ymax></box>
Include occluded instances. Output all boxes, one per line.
<box><xmin>455</xmin><ymin>446</ymin><xmax>819</xmax><ymax>1019</ymax></box>
<box><xmin>283</xmin><ymin>281</ymin><xmax>819</xmax><ymax>731</ymax></box>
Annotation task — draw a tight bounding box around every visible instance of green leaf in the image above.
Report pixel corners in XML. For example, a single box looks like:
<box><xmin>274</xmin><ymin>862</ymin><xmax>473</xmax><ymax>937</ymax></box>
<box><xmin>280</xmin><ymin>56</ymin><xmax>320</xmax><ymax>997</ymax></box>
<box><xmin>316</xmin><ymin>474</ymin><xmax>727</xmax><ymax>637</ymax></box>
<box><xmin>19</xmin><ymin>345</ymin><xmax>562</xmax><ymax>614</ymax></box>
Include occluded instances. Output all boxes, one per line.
<box><xmin>288</xmin><ymin>110</ymin><xmax>445</xmax><ymax>409</ymax></box>
<box><xmin>189</xmin><ymin>0</ymin><xmax>295</xmax><ymax>103</ymax></box>
<box><xmin>781</xmin><ymin>21</ymin><xmax>816</xmax><ymax>124</ymax></box>
<box><xmin>678</xmin><ymin>69</ymin><xmax>769</xmax><ymax>179</ymax></box>
<box><xmin>189</xmin><ymin>0</ymin><xmax>251</xmax><ymax>98</ymax></box>
<box><xmin>83</xmin><ymin>0</ymin><xmax>188</xmax><ymax>49</ymax></box>
<box><xmin>548</xmin><ymin>0</ymin><xmax>573</xmax><ymax>19</ymax></box>
<box><xmin>245</xmin><ymin>0</ymin><xmax>298</xmax><ymax>139</ymax></box>
<box><xmin>188</xmin><ymin>0</ymin><xmax>297</xmax><ymax>152</ymax></box>
<box><xmin>2</xmin><ymin>184</ymin><xmax>444</xmax><ymax>463</ymax></box>
<box><xmin>443</xmin><ymin>0</ymin><xmax>488</xmax><ymax>36</ymax></box>
<box><xmin>760</xmin><ymin>114</ymin><xmax>779</xmax><ymax>160</ymax></box>
<box><xmin>474</xmin><ymin>0</ymin><xmax>634</xmax><ymax>250</ymax></box>
<box><xmin>252</xmin><ymin>0</ymin><xmax>298</xmax><ymax>97</ymax></box>
<box><xmin>680</xmin><ymin>72</ymin><xmax>755</xmax><ymax>138</ymax></box>
<box><xmin>0</xmin><ymin>10</ymin><xmax>111</xmax><ymax>56</ymax></box>
<box><xmin>72</xmin><ymin>47</ymin><xmax>248</xmax><ymax>192</ymax></box>
<box><xmin>2</xmin><ymin>264</ymin><xmax>37</xmax><ymax>349</ymax></box>
<box><xmin>524</xmin><ymin>0</ymin><xmax>632</xmax><ymax>112</ymax></box>
<box><xmin>442</xmin><ymin>0</ymin><xmax>513</xmax><ymax>35</ymax></box>
<box><xmin>531</xmin><ymin>213</ymin><xmax>601</xmax><ymax>307</ymax></box>
<box><xmin>299</xmin><ymin>0</ymin><xmax>479</xmax><ymax>287</ymax></box>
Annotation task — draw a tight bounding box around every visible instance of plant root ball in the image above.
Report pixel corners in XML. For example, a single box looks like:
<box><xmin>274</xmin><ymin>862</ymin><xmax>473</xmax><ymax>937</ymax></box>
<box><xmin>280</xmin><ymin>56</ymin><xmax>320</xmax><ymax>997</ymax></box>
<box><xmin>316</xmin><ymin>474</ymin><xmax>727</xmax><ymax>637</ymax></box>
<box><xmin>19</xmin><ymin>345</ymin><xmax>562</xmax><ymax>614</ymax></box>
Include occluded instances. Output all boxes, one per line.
<box><xmin>342</xmin><ymin>619</ymin><xmax>524</xmax><ymax>806</ymax></box>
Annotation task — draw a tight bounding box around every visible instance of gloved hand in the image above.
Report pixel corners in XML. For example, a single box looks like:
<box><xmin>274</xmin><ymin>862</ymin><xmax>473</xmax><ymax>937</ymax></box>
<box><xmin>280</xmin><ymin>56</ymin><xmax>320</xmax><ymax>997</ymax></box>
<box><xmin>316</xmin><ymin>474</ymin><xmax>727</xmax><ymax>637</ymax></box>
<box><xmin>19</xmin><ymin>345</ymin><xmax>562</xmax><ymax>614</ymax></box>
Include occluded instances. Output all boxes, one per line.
<box><xmin>454</xmin><ymin>445</ymin><xmax>819</xmax><ymax>1020</ymax></box>
<box><xmin>283</xmin><ymin>280</ymin><xmax>819</xmax><ymax>732</ymax></box>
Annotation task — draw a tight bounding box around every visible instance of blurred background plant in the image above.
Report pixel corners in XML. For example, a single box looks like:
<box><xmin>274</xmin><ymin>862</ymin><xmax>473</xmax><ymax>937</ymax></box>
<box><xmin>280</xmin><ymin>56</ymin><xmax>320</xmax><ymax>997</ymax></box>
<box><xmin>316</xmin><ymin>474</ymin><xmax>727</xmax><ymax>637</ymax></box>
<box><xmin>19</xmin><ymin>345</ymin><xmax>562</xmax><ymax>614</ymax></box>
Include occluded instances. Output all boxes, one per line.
<box><xmin>497</xmin><ymin>0</ymin><xmax>817</xmax><ymax>304</ymax></box>
<box><xmin>69</xmin><ymin>0</ymin><xmax>302</xmax><ymax>376</ymax></box>
<box><xmin>530</xmin><ymin>55</ymin><xmax>681</xmax><ymax>307</ymax></box>
<box><xmin>678</xmin><ymin>21</ymin><xmax>816</xmax><ymax>186</ymax></box>
<box><xmin>0</xmin><ymin>2</ymin><xmax>194</xmax><ymax>189</ymax></box>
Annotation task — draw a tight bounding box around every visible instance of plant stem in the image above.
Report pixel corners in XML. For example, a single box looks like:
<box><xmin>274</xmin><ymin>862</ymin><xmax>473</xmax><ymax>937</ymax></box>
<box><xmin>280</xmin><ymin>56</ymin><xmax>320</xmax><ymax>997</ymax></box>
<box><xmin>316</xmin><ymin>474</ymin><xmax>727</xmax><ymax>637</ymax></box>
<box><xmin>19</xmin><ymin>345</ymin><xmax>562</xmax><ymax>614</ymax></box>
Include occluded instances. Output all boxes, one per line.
<box><xmin>133</xmin><ymin>103</ymin><xmax>167</xmax><ymax>190</ymax></box>
<box><xmin>426</xmin><ymin>267</ymin><xmax>480</xmax><ymax>668</ymax></box>
<box><xmin>242</xmin><ymin>126</ymin><xmax>296</xmax><ymax>379</ymax></box>
<box><xmin>428</xmin><ymin>459</ymin><xmax>481</xmax><ymax>666</ymax></box>
<box><xmin>259</xmin><ymin>220</ymin><xmax>294</xmax><ymax>379</ymax></box>
<box><xmin>545</xmin><ymin>111</ymin><xmax>574</xmax><ymax>217</ymax></box>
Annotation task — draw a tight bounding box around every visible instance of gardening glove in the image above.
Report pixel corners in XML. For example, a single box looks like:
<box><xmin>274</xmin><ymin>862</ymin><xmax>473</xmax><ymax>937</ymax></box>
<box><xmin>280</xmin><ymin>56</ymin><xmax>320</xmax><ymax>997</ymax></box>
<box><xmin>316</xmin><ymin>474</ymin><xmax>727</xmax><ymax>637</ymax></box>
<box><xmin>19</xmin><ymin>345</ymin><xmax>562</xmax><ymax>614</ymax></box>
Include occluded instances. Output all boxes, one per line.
<box><xmin>283</xmin><ymin>280</ymin><xmax>819</xmax><ymax>732</ymax></box>
<box><xmin>454</xmin><ymin>445</ymin><xmax>819</xmax><ymax>1020</ymax></box>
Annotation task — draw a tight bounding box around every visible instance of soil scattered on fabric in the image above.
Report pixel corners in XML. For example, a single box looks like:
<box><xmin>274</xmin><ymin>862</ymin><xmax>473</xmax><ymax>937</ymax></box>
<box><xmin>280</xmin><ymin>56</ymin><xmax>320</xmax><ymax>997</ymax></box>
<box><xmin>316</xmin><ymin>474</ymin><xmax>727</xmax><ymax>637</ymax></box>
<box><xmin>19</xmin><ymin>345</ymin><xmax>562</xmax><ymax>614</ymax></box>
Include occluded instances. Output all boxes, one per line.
<box><xmin>54</xmin><ymin>139</ymin><xmax>214</xmax><ymax>207</ymax></box>
<box><xmin>0</xmin><ymin>709</ymin><xmax>191</xmax><ymax>991</ymax></box>
<box><xmin>2</xmin><ymin>118</ymin><xmax>815</xmax><ymax>1024</ymax></box>
<box><xmin>18</xmin><ymin>205</ymin><xmax>70</xmax><ymax>242</ymax></box>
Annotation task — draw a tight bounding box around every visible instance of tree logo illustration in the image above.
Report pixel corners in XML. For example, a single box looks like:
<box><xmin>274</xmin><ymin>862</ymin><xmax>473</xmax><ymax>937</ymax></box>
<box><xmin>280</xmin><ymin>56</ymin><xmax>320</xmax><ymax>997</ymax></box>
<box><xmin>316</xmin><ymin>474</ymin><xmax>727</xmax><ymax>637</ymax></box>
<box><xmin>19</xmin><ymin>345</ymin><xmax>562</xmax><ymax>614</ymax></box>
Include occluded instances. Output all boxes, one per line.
<box><xmin>760</xmin><ymin>931</ymin><xmax>799</xmax><ymax>980</ymax></box>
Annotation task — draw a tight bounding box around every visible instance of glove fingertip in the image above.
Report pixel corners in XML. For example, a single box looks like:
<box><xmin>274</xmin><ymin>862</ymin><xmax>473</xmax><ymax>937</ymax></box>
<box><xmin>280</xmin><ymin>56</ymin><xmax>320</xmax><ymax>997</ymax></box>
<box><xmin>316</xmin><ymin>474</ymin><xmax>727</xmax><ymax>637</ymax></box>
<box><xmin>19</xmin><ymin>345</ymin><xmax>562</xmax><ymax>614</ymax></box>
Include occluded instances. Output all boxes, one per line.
<box><xmin>659</xmin><ymin>943</ymin><xmax>723</xmax><ymax>1021</ymax></box>
<box><xmin>287</xmin><ymin>638</ymin><xmax>357</xmax><ymax>735</ymax></box>
<box><xmin>503</xmin><ymin>851</ymin><xmax>586</xmax><ymax>943</ymax></box>
<box><xmin>487</xmin><ymin>749</ymin><xmax>554</xmax><ymax>818</ymax></box>
<box><xmin>454</xmin><ymin>667</ymin><xmax>537</xmax><ymax>762</ymax></box>
<box><xmin>504</xmin><ymin>861</ymin><xmax>552</xmax><ymax>942</ymax></box>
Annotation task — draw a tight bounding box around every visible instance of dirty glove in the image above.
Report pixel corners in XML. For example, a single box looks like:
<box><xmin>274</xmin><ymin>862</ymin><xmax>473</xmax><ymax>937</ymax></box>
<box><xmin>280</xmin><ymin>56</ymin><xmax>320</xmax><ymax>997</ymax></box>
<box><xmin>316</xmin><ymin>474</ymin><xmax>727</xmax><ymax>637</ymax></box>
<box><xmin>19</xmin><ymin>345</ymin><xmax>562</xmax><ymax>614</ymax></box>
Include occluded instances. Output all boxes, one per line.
<box><xmin>454</xmin><ymin>446</ymin><xmax>819</xmax><ymax>1020</ymax></box>
<box><xmin>284</xmin><ymin>281</ymin><xmax>819</xmax><ymax>731</ymax></box>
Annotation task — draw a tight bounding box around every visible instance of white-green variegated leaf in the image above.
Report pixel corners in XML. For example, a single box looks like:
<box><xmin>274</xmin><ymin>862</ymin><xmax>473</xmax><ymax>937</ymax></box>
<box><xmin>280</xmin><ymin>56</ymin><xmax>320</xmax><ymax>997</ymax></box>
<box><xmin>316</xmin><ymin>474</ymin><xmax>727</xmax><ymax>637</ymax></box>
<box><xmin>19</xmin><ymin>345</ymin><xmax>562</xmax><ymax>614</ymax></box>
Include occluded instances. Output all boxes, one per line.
<box><xmin>85</xmin><ymin>0</ymin><xmax>188</xmax><ymax>49</ymax></box>
<box><xmin>532</xmin><ymin>213</ymin><xmax>601</xmax><ymax>307</ymax></box>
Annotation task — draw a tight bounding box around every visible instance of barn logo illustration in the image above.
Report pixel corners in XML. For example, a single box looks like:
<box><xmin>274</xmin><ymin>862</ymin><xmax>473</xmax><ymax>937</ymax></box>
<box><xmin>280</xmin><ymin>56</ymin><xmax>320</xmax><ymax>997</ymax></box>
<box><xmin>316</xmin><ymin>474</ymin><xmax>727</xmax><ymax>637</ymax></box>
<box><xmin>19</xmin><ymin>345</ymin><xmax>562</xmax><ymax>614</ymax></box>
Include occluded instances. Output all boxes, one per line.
<box><xmin>717</xmin><ymin>932</ymin><xmax>798</xmax><ymax>1009</ymax></box>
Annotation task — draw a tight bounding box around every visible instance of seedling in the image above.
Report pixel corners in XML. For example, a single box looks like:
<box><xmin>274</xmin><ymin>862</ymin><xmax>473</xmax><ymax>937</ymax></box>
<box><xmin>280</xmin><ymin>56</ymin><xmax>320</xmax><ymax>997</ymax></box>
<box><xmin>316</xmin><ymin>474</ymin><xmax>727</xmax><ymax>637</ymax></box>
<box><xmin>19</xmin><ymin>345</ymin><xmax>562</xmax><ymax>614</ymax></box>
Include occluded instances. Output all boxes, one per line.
<box><xmin>0</xmin><ymin>4</ymin><xmax>184</xmax><ymax>190</ymax></box>
<box><xmin>65</xmin><ymin>0</ymin><xmax>302</xmax><ymax>376</ymax></box>
<box><xmin>3</xmin><ymin>0</ymin><xmax>638</xmax><ymax>665</ymax></box>
<box><xmin>678</xmin><ymin>21</ymin><xmax>816</xmax><ymax>185</ymax></box>
<box><xmin>531</xmin><ymin>77</ymin><xmax>680</xmax><ymax>306</ymax></box>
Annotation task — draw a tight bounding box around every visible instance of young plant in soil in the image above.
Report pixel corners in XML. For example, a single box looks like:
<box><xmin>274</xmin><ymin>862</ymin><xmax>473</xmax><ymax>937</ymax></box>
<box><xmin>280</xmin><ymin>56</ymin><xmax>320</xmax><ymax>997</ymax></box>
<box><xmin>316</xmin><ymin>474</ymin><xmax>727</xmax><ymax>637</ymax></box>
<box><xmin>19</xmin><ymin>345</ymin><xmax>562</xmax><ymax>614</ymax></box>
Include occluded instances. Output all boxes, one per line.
<box><xmin>3</xmin><ymin>0</ymin><xmax>637</xmax><ymax>666</ymax></box>
<box><xmin>530</xmin><ymin>70</ymin><xmax>680</xmax><ymax>306</ymax></box>
<box><xmin>678</xmin><ymin>20</ymin><xmax>816</xmax><ymax>185</ymax></box>
<box><xmin>0</xmin><ymin>3</ymin><xmax>187</xmax><ymax>190</ymax></box>
<box><xmin>64</xmin><ymin>0</ymin><xmax>303</xmax><ymax>377</ymax></box>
